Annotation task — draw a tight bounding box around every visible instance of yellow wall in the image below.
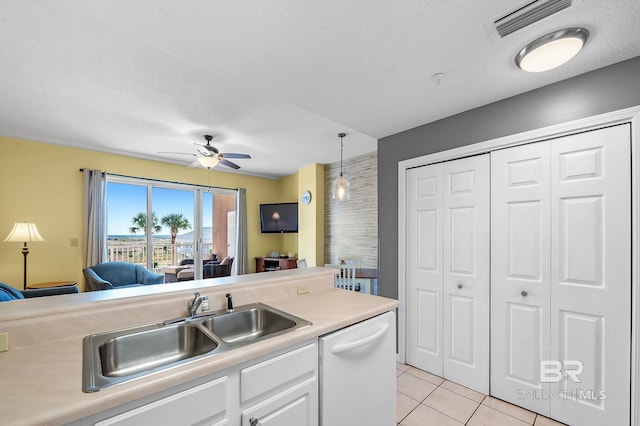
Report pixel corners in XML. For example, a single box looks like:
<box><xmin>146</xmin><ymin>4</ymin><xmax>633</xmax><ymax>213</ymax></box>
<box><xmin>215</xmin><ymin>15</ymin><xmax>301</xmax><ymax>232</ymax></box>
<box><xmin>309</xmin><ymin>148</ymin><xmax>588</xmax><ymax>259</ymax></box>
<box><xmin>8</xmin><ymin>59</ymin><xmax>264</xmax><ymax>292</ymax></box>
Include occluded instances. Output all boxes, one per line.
<box><xmin>279</xmin><ymin>173</ymin><xmax>299</xmax><ymax>257</ymax></box>
<box><xmin>0</xmin><ymin>137</ymin><xmax>296</xmax><ymax>290</ymax></box>
<box><xmin>297</xmin><ymin>164</ymin><xmax>324</xmax><ymax>266</ymax></box>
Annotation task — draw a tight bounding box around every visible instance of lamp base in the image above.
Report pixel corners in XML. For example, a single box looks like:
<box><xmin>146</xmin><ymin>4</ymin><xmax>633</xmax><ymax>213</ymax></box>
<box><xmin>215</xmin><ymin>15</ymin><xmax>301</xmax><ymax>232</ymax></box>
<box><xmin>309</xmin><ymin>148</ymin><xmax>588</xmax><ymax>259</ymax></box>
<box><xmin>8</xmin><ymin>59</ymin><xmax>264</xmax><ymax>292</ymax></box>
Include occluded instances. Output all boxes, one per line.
<box><xmin>21</xmin><ymin>243</ymin><xmax>29</xmax><ymax>291</ymax></box>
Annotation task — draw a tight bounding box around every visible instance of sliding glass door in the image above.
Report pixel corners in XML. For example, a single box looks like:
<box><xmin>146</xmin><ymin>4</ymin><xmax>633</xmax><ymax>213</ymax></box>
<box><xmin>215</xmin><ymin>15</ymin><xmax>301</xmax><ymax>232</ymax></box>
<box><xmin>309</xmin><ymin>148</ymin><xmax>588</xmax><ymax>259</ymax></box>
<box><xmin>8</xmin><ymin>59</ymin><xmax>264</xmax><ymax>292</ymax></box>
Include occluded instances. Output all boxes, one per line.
<box><xmin>106</xmin><ymin>177</ymin><xmax>237</xmax><ymax>283</ymax></box>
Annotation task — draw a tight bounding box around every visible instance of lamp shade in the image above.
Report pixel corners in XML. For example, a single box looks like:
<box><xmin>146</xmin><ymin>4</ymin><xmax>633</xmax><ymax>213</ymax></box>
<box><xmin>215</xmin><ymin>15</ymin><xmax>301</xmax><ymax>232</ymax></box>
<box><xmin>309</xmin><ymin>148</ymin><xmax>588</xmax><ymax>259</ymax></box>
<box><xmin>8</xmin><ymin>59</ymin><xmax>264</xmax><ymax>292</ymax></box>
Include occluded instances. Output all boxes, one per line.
<box><xmin>197</xmin><ymin>156</ymin><xmax>220</xmax><ymax>168</ymax></box>
<box><xmin>4</xmin><ymin>222</ymin><xmax>44</xmax><ymax>242</ymax></box>
<box><xmin>332</xmin><ymin>174</ymin><xmax>351</xmax><ymax>200</ymax></box>
<box><xmin>272</xmin><ymin>212</ymin><xmax>281</xmax><ymax>221</ymax></box>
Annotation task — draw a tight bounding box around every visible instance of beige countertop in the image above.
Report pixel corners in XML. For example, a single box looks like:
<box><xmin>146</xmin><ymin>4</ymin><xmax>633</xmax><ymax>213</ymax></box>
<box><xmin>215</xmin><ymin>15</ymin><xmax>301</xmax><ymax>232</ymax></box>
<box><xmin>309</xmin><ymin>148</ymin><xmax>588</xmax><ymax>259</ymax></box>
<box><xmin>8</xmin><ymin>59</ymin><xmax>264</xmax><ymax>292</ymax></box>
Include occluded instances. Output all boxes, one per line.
<box><xmin>0</xmin><ymin>268</ymin><xmax>398</xmax><ymax>425</ymax></box>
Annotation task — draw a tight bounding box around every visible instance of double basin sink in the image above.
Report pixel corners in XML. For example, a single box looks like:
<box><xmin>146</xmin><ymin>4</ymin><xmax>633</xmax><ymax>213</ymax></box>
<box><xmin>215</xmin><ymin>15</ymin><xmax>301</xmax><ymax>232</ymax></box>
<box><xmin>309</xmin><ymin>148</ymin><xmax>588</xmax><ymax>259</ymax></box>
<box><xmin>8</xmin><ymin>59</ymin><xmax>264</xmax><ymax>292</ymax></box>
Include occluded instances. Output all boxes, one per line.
<box><xmin>82</xmin><ymin>303</ymin><xmax>312</xmax><ymax>392</ymax></box>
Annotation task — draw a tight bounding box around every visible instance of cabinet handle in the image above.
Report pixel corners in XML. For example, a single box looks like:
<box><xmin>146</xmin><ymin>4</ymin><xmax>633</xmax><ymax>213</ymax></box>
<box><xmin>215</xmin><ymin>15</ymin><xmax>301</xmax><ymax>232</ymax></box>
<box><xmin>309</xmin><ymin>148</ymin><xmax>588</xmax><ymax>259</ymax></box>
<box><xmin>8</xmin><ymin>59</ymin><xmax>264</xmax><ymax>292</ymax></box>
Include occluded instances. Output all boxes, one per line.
<box><xmin>250</xmin><ymin>417</ymin><xmax>259</xmax><ymax>426</ymax></box>
<box><xmin>331</xmin><ymin>323</ymin><xmax>390</xmax><ymax>354</ymax></box>
<box><xmin>521</xmin><ymin>290</ymin><xmax>528</xmax><ymax>297</ymax></box>
<box><xmin>457</xmin><ymin>283</ymin><xmax>463</xmax><ymax>289</ymax></box>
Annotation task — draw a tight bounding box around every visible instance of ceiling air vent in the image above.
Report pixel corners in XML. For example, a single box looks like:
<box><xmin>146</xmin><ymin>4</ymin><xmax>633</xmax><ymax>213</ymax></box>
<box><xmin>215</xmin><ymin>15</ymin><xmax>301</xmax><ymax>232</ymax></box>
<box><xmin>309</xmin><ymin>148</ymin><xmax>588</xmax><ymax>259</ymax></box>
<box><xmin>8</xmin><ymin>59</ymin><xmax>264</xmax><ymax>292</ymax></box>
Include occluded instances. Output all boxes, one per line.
<box><xmin>494</xmin><ymin>0</ymin><xmax>572</xmax><ymax>38</ymax></box>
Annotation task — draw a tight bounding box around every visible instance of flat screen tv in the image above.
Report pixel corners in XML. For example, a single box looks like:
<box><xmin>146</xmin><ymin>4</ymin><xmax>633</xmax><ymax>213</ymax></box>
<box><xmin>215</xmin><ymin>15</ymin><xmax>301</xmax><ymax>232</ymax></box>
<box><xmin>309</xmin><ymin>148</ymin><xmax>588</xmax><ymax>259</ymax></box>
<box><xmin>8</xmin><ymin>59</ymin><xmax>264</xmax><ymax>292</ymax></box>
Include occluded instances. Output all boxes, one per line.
<box><xmin>260</xmin><ymin>202</ymin><xmax>298</xmax><ymax>233</ymax></box>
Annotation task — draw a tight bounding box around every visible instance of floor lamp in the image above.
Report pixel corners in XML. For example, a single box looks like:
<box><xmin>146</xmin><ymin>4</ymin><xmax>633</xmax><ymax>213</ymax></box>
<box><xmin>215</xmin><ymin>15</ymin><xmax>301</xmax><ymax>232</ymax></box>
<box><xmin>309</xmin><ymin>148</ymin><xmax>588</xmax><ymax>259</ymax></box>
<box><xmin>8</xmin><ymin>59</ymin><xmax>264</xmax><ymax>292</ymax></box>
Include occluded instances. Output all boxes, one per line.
<box><xmin>4</xmin><ymin>222</ymin><xmax>45</xmax><ymax>290</ymax></box>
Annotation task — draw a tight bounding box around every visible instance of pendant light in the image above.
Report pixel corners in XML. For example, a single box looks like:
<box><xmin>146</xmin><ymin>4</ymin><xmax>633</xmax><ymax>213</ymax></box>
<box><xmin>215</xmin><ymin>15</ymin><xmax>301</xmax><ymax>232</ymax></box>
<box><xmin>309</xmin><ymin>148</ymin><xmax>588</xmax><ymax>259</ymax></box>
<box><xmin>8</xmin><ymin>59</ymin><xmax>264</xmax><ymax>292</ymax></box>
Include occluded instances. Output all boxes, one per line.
<box><xmin>515</xmin><ymin>28</ymin><xmax>589</xmax><ymax>73</ymax></box>
<box><xmin>332</xmin><ymin>132</ymin><xmax>351</xmax><ymax>201</ymax></box>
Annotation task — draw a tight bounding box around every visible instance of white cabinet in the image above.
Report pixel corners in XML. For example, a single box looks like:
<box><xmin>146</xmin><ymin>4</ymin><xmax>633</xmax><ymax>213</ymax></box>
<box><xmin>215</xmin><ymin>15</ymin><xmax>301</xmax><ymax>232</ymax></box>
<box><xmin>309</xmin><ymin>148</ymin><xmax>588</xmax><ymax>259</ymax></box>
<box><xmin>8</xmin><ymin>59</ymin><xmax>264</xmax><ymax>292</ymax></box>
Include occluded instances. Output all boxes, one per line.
<box><xmin>490</xmin><ymin>124</ymin><xmax>631</xmax><ymax>426</ymax></box>
<box><xmin>241</xmin><ymin>378</ymin><xmax>317</xmax><ymax>426</ymax></box>
<box><xmin>88</xmin><ymin>341</ymin><xmax>318</xmax><ymax>426</ymax></box>
<box><xmin>405</xmin><ymin>155</ymin><xmax>490</xmax><ymax>394</ymax></box>
<box><xmin>95</xmin><ymin>376</ymin><xmax>229</xmax><ymax>426</ymax></box>
<box><xmin>319</xmin><ymin>311</ymin><xmax>396</xmax><ymax>426</ymax></box>
<box><xmin>240</xmin><ymin>343</ymin><xmax>318</xmax><ymax>426</ymax></box>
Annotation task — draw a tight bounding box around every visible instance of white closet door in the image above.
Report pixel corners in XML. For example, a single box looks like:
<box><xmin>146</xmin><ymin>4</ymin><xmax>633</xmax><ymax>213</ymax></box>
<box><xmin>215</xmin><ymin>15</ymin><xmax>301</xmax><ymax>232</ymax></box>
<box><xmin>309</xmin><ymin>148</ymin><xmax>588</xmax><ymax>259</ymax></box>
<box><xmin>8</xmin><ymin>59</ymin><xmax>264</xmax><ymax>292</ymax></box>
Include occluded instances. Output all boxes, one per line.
<box><xmin>443</xmin><ymin>155</ymin><xmax>490</xmax><ymax>394</ymax></box>
<box><xmin>491</xmin><ymin>142</ymin><xmax>551</xmax><ymax>416</ymax></box>
<box><xmin>549</xmin><ymin>124</ymin><xmax>631</xmax><ymax>425</ymax></box>
<box><xmin>406</xmin><ymin>163</ymin><xmax>444</xmax><ymax>375</ymax></box>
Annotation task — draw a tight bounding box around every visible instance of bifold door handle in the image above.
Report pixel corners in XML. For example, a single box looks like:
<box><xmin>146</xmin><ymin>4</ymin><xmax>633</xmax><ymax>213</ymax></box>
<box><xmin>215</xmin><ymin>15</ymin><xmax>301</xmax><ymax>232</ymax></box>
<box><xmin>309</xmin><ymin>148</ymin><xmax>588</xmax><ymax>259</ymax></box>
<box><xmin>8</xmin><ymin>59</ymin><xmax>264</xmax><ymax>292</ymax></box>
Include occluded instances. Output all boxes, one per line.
<box><xmin>457</xmin><ymin>283</ymin><xmax>463</xmax><ymax>289</ymax></box>
<box><xmin>521</xmin><ymin>290</ymin><xmax>528</xmax><ymax>297</ymax></box>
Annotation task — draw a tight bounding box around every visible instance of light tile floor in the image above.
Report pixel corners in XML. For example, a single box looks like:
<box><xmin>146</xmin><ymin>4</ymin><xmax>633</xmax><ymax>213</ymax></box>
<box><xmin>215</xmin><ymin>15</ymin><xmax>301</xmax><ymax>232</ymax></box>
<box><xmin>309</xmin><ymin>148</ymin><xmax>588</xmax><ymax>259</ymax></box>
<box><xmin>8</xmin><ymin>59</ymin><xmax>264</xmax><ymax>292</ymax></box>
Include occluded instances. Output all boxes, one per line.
<box><xmin>396</xmin><ymin>363</ymin><xmax>566</xmax><ymax>426</ymax></box>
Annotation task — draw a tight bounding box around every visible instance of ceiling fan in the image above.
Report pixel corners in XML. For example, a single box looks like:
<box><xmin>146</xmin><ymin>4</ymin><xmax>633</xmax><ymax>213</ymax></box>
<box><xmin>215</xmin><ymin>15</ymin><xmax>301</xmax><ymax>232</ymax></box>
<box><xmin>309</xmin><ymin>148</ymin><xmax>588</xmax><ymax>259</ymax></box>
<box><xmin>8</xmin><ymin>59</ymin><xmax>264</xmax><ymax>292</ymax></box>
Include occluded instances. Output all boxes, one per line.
<box><xmin>159</xmin><ymin>135</ymin><xmax>251</xmax><ymax>169</ymax></box>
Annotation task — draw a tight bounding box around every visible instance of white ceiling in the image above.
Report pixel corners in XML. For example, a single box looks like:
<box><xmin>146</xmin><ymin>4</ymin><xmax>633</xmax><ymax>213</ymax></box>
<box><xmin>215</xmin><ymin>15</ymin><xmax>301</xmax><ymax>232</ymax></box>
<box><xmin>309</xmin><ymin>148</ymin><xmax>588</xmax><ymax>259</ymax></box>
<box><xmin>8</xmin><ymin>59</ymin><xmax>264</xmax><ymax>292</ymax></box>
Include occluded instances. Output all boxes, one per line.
<box><xmin>1</xmin><ymin>0</ymin><xmax>639</xmax><ymax>178</ymax></box>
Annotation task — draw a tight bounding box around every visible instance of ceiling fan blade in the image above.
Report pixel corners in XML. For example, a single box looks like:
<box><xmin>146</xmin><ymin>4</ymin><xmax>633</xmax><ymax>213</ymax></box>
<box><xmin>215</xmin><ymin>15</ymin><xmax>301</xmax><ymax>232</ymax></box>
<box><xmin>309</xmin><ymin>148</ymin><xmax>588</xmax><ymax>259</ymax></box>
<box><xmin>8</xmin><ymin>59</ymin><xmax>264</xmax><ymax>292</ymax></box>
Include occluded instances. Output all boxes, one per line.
<box><xmin>158</xmin><ymin>151</ymin><xmax>197</xmax><ymax>156</ymax></box>
<box><xmin>220</xmin><ymin>153</ymin><xmax>251</xmax><ymax>159</ymax></box>
<box><xmin>188</xmin><ymin>159</ymin><xmax>201</xmax><ymax>168</ymax></box>
<box><xmin>219</xmin><ymin>158</ymin><xmax>241</xmax><ymax>169</ymax></box>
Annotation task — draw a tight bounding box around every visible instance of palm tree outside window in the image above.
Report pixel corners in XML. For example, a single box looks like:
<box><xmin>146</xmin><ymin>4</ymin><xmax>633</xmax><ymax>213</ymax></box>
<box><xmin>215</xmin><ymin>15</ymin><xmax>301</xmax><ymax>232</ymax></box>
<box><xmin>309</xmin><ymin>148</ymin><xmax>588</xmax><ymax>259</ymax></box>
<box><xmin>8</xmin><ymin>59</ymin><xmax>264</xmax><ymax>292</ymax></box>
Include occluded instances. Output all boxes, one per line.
<box><xmin>161</xmin><ymin>213</ymin><xmax>192</xmax><ymax>265</ymax></box>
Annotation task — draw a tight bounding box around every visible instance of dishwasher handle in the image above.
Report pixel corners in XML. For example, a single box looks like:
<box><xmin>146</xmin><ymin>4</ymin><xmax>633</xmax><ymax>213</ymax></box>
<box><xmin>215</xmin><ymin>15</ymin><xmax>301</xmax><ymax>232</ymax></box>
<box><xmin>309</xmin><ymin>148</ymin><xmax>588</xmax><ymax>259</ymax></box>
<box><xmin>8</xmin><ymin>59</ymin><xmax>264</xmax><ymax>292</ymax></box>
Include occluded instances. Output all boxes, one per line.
<box><xmin>331</xmin><ymin>323</ymin><xmax>390</xmax><ymax>354</ymax></box>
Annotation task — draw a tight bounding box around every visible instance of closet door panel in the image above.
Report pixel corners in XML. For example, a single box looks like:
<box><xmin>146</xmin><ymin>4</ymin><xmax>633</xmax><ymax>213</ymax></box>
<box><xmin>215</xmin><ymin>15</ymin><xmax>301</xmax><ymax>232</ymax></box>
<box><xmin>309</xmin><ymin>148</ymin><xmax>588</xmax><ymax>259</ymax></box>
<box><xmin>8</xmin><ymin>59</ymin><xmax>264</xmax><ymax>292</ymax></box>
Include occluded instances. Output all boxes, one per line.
<box><xmin>549</xmin><ymin>124</ymin><xmax>631</xmax><ymax>426</ymax></box>
<box><xmin>406</xmin><ymin>164</ymin><xmax>444</xmax><ymax>375</ymax></box>
<box><xmin>443</xmin><ymin>155</ymin><xmax>490</xmax><ymax>394</ymax></box>
<box><xmin>491</xmin><ymin>143</ymin><xmax>551</xmax><ymax>415</ymax></box>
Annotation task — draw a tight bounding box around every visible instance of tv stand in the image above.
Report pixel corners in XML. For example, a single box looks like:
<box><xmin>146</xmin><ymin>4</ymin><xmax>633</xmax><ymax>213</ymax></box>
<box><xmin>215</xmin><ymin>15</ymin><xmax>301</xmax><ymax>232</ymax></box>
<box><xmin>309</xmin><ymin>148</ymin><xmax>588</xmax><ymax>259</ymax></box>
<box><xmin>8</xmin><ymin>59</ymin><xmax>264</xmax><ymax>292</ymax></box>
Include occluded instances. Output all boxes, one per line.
<box><xmin>256</xmin><ymin>257</ymin><xmax>298</xmax><ymax>272</ymax></box>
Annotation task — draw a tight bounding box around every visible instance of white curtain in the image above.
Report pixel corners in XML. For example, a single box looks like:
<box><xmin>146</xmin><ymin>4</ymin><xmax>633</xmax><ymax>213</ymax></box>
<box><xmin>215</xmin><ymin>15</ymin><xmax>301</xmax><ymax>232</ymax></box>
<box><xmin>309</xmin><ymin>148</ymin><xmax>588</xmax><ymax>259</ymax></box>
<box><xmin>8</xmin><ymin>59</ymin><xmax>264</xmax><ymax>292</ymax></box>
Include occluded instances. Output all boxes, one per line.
<box><xmin>83</xmin><ymin>169</ymin><xmax>107</xmax><ymax>267</ymax></box>
<box><xmin>235</xmin><ymin>188</ymin><xmax>248</xmax><ymax>275</ymax></box>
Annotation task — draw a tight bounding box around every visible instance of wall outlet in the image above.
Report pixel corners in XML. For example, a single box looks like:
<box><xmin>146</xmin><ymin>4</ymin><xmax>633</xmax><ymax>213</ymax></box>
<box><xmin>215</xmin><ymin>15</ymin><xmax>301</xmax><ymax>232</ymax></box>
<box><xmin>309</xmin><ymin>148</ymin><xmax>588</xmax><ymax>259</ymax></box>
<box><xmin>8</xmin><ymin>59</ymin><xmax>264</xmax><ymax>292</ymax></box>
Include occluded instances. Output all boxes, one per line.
<box><xmin>297</xmin><ymin>283</ymin><xmax>310</xmax><ymax>295</ymax></box>
<box><xmin>0</xmin><ymin>332</ymin><xmax>8</xmax><ymax>352</ymax></box>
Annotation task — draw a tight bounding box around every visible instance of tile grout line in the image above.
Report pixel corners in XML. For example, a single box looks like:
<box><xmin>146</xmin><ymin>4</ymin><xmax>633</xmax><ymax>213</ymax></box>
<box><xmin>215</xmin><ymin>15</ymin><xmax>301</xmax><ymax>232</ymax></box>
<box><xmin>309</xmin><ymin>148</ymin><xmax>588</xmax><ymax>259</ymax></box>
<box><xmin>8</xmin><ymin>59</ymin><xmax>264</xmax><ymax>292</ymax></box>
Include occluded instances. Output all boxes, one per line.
<box><xmin>464</xmin><ymin>395</ymin><xmax>487</xmax><ymax>425</ymax></box>
<box><xmin>398</xmin><ymin>365</ymin><xmax>545</xmax><ymax>426</ymax></box>
<box><xmin>399</xmin><ymin>369</ymin><xmax>479</xmax><ymax>425</ymax></box>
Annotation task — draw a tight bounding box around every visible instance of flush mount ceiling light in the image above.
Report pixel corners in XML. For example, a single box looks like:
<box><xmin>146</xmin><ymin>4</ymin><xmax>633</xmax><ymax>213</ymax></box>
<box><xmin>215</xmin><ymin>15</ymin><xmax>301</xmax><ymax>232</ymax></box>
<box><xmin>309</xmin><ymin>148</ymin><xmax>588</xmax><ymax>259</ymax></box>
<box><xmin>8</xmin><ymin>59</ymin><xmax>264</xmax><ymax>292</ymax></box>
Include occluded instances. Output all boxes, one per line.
<box><xmin>515</xmin><ymin>27</ymin><xmax>589</xmax><ymax>72</ymax></box>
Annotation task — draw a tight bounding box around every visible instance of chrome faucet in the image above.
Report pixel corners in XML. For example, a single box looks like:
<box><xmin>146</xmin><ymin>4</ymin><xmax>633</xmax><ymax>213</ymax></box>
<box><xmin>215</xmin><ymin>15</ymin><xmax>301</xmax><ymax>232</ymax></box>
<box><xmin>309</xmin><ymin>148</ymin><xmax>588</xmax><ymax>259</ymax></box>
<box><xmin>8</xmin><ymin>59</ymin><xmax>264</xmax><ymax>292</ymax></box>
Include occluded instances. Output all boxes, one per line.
<box><xmin>188</xmin><ymin>292</ymin><xmax>203</xmax><ymax>318</ymax></box>
<box><xmin>225</xmin><ymin>293</ymin><xmax>234</xmax><ymax>313</ymax></box>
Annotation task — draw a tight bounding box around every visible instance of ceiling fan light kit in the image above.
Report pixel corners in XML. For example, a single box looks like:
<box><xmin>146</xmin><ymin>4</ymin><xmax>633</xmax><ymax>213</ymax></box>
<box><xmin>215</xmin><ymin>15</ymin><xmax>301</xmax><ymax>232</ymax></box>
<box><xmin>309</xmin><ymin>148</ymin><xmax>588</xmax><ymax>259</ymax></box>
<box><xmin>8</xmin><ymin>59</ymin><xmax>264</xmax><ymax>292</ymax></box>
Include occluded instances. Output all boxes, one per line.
<box><xmin>197</xmin><ymin>155</ymin><xmax>220</xmax><ymax>169</ymax></box>
<box><xmin>515</xmin><ymin>27</ymin><xmax>589</xmax><ymax>72</ymax></box>
<box><xmin>332</xmin><ymin>132</ymin><xmax>351</xmax><ymax>201</ymax></box>
<box><xmin>158</xmin><ymin>134</ymin><xmax>251</xmax><ymax>170</ymax></box>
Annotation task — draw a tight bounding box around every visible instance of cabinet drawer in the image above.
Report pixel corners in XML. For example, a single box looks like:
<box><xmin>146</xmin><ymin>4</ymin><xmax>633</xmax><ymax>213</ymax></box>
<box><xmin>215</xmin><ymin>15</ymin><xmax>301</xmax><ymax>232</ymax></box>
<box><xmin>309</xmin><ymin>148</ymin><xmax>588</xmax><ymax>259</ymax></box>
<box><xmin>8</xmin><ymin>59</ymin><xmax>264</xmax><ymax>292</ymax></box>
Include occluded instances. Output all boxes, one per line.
<box><xmin>240</xmin><ymin>342</ymin><xmax>317</xmax><ymax>403</ymax></box>
<box><xmin>96</xmin><ymin>376</ymin><xmax>228</xmax><ymax>426</ymax></box>
<box><xmin>241</xmin><ymin>377</ymin><xmax>317</xmax><ymax>426</ymax></box>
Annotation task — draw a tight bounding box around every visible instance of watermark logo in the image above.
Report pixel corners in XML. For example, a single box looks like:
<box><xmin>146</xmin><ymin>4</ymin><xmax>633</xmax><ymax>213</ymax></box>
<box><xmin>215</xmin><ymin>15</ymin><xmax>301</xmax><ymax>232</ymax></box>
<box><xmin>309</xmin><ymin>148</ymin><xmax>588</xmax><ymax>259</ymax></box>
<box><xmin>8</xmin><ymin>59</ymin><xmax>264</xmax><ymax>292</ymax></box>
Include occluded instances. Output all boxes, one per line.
<box><xmin>516</xmin><ymin>389</ymin><xmax>607</xmax><ymax>401</ymax></box>
<box><xmin>515</xmin><ymin>360</ymin><xmax>606</xmax><ymax>401</ymax></box>
<box><xmin>540</xmin><ymin>360</ymin><xmax>583</xmax><ymax>383</ymax></box>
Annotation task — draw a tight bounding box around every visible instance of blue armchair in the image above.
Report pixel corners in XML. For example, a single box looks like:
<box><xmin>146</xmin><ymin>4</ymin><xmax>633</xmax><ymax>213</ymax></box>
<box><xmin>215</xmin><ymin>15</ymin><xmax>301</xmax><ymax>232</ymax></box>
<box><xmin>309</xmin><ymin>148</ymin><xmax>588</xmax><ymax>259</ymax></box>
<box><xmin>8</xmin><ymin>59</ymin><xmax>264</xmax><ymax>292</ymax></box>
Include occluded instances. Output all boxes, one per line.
<box><xmin>83</xmin><ymin>262</ymin><xmax>164</xmax><ymax>291</ymax></box>
<box><xmin>0</xmin><ymin>282</ymin><xmax>79</xmax><ymax>302</ymax></box>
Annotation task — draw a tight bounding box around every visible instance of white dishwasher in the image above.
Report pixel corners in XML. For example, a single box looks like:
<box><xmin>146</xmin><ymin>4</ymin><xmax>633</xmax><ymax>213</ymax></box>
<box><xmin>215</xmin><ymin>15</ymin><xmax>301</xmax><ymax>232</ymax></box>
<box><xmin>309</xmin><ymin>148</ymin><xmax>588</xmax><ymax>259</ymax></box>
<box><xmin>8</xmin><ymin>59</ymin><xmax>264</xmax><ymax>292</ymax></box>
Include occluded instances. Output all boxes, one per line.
<box><xmin>319</xmin><ymin>311</ymin><xmax>396</xmax><ymax>426</ymax></box>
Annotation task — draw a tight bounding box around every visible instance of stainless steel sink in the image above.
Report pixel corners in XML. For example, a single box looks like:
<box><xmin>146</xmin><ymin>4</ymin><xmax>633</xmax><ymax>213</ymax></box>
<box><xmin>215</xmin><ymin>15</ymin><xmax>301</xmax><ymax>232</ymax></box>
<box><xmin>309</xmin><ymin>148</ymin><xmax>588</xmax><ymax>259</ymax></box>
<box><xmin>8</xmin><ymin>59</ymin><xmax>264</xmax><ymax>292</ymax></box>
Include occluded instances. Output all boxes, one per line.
<box><xmin>201</xmin><ymin>306</ymin><xmax>298</xmax><ymax>344</ymax></box>
<box><xmin>83</xmin><ymin>302</ymin><xmax>311</xmax><ymax>392</ymax></box>
<box><xmin>100</xmin><ymin>323</ymin><xmax>218</xmax><ymax>378</ymax></box>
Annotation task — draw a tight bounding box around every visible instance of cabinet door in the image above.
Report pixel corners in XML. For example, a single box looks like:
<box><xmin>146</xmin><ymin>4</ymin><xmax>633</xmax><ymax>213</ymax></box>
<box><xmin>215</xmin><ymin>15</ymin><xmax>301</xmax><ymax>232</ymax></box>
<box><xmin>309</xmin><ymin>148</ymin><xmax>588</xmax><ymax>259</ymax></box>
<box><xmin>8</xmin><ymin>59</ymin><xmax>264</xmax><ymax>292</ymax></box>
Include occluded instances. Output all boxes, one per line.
<box><xmin>442</xmin><ymin>154</ymin><xmax>490</xmax><ymax>394</ymax></box>
<box><xmin>549</xmin><ymin>124</ymin><xmax>631</xmax><ymax>426</ymax></box>
<box><xmin>406</xmin><ymin>163</ymin><xmax>444</xmax><ymax>375</ymax></box>
<box><xmin>491</xmin><ymin>142</ymin><xmax>552</xmax><ymax>416</ymax></box>
<box><xmin>241</xmin><ymin>378</ymin><xmax>317</xmax><ymax>426</ymax></box>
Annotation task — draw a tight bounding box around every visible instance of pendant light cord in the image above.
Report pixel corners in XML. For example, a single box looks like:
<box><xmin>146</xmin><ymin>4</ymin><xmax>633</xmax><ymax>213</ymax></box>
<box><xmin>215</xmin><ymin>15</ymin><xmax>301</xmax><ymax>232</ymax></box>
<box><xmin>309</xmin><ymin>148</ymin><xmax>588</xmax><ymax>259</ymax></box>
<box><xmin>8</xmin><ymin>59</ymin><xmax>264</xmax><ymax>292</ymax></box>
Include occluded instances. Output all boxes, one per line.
<box><xmin>339</xmin><ymin>132</ymin><xmax>346</xmax><ymax>177</ymax></box>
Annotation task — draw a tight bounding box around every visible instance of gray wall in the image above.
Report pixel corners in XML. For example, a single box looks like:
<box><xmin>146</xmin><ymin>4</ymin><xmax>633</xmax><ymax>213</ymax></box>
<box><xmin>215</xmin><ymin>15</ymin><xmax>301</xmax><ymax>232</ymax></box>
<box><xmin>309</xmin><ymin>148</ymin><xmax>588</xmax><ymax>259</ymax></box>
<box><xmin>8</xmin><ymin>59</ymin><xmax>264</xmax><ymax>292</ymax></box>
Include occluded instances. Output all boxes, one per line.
<box><xmin>378</xmin><ymin>55</ymin><xmax>640</xmax><ymax>300</ymax></box>
<box><xmin>324</xmin><ymin>151</ymin><xmax>378</xmax><ymax>269</ymax></box>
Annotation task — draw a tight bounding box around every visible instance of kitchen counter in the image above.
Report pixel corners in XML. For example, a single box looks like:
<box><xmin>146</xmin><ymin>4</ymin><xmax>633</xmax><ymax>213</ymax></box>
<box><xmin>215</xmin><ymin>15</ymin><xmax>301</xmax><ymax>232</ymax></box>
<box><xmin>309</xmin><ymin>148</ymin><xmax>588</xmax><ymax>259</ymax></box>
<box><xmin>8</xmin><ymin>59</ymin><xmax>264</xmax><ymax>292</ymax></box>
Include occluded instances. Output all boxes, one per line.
<box><xmin>0</xmin><ymin>268</ymin><xmax>398</xmax><ymax>425</ymax></box>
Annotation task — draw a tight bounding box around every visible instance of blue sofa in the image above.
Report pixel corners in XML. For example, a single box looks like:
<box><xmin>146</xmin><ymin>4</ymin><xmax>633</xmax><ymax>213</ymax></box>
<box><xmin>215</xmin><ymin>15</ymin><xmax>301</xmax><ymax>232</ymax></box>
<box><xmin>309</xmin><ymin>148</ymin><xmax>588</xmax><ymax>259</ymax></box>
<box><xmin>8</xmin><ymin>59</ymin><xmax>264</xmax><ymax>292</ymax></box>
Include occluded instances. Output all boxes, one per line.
<box><xmin>0</xmin><ymin>282</ymin><xmax>79</xmax><ymax>302</ymax></box>
<box><xmin>83</xmin><ymin>262</ymin><xmax>164</xmax><ymax>291</ymax></box>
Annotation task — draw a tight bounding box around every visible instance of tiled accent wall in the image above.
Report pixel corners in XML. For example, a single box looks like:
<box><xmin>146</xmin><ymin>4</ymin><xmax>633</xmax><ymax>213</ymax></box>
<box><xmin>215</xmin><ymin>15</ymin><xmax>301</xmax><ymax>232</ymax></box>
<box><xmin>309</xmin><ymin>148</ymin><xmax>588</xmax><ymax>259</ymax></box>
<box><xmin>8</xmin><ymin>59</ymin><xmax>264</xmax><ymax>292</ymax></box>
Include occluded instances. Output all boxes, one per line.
<box><xmin>324</xmin><ymin>151</ymin><xmax>378</xmax><ymax>268</ymax></box>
